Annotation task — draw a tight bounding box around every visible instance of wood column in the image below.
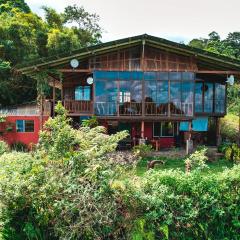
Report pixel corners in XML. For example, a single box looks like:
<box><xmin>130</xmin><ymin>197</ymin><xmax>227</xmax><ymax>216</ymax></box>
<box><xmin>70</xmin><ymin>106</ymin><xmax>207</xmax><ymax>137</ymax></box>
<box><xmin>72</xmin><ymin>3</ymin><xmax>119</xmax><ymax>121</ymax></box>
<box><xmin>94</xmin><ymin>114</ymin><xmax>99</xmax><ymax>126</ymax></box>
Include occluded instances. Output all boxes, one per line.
<box><xmin>216</xmin><ymin>117</ymin><xmax>221</xmax><ymax>146</ymax></box>
<box><xmin>52</xmin><ymin>79</ymin><xmax>56</xmax><ymax>118</ymax></box>
<box><xmin>39</xmin><ymin>94</ymin><xmax>44</xmax><ymax>130</ymax></box>
<box><xmin>141</xmin><ymin>121</ymin><xmax>145</xmax><ymax>139</ymax></box>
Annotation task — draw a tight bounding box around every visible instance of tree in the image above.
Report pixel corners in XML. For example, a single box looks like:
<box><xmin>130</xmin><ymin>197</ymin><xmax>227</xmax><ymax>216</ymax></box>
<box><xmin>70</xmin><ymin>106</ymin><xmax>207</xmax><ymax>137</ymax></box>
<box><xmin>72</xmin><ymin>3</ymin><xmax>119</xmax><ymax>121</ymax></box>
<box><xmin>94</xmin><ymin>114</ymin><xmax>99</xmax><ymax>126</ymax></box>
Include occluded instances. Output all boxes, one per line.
<box><xmin>63</xmin><ymin>4</ymin><xmax>102</xmax><ymax>44</ymax></box>
<box><xmin>0</xmin><ymin>0</ymin><xmax>30</xmax><ymax>13</ymax></box>
<box><xmin>0</xmin><ymin>3</ymin><xmax>103</xmax><ymax>106</ymax></box>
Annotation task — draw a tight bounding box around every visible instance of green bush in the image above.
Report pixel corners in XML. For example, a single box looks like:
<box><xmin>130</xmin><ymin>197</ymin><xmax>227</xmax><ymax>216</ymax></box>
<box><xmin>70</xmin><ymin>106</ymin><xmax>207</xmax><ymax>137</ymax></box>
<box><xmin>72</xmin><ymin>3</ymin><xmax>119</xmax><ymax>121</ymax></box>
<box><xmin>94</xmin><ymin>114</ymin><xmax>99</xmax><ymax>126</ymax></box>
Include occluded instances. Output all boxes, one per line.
<box><xmin>220</xmin><ymin>114</ymin><xmax>238</xmax><ymax>142</ymax></box>
<box><xmin>1</xmin><ymin>103</ymin><xmax>240</xmax><ymax>240</ymax></box>
<box><xmin>121</xmin><ymin>166</ymin><xmax>240</xmax><ymax>240</ymax></box>
<box><xmin>0</xmin><ymin>103</ymin><xmax>129</xmax><ymax>240</ymax></box>
<box><xmin>10</xmin><ymin>141</ymin><xmax>28</xmax><ymax>152</ymax></box>
<box><xmin>0</xmin><ymin>140</ymin><xmax>9</xmax><ymax>155</ymax></box>
<box><xmin>224</xmin><ymin>143</ymin><xmax>240</xmax><ymax>164</ymax></box>
<box><xmin>185</xmin><ymin>146</ymin><xmax>208</xmax><ymax>172</ymax></box>
<box><xmin>133</xmin><ymin>144</ymin><xmax>153</xmax><ymax>158</ymax></box>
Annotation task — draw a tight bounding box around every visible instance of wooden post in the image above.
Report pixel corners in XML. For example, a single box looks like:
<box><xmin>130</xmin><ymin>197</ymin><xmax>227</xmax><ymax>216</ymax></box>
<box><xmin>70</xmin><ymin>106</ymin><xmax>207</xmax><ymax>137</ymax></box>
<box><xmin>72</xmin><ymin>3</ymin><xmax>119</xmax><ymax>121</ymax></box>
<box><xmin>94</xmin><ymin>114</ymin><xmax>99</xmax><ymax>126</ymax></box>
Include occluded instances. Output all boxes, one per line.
<box><xmin>141</xmin><ymin>39</ymin><xmax>145</xmax><ymax>117</ymax></box>
<box><xmin>216</xmin><ymin>117</ymin><xmax>221</xmax><ymax>146</ymax></box>
<box><xmin>141</xmin><ymin>121</ymin><xmax>144</xmax><ymax>139</ymax></box>
<box><xmin>39</xmin><ymin>94</ymin><xmax>44</xmax><ymax>130</ymax></box>
<box><xmin>52</xmin><ymin>79</ymin><xmax>56</xmax><ymax>118</ymax></box>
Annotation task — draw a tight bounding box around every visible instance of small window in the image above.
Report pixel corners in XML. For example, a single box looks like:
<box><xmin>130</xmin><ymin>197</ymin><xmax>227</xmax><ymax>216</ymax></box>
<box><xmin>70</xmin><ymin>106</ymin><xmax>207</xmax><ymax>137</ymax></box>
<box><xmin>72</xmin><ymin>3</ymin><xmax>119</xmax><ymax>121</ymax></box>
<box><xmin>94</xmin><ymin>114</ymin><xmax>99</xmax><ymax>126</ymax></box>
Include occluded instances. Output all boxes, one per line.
<box><xmin>75</xmin><ymin>86</ymin><xmax>91</xmax><ymax>101</ymax></box>
<box><xmin>16</xmin><ymin>120</ymin><xmax>34</xmax><ymax>132</ymax></box>
<box><xmin>161</xmin><ymin>122</ymin><xmax>174</xmax><ymax>137</ymax></box>
<box><xmin>153</xmin><ymin>122</ymin><xmax>174</xmax><ymax>137</ymax></box>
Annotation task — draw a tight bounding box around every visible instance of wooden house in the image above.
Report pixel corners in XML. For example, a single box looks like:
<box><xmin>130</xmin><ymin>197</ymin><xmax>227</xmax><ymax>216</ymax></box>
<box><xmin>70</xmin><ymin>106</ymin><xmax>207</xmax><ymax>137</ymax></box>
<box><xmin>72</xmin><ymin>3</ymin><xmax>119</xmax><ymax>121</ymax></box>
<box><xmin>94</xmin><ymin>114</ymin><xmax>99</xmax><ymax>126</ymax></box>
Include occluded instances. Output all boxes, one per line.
<box><xmin>15</xmin><ymin>34</ymin><xmax>240</xmax><ymax>148</ymax></box>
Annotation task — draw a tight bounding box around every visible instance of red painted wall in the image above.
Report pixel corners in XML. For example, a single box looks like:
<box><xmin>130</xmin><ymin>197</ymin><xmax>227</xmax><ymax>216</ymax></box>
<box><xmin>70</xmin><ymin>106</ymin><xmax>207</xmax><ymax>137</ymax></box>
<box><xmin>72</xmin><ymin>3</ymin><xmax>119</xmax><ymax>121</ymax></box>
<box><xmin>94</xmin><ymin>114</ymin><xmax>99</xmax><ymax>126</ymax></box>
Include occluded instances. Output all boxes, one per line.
<box><xmin>141</xmin><ymin>122</ymin><xmax>175</xmax><ymax>148</ymax></box>
<box><xmin>0</xmin><ymin>116</ymin><xmax>48</xmax><ymax>147</ymax></box>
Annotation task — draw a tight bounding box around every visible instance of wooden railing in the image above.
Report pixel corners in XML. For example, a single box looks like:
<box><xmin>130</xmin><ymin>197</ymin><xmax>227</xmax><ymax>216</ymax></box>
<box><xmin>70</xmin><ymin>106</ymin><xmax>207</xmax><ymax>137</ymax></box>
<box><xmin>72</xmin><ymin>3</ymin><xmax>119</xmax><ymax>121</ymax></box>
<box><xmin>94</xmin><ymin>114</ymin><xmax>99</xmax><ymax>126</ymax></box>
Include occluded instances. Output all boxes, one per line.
<box><xmin>145</xmin><ymin>102</ymin><xmax>168</xmax><ymax>116</ymax></box>
<box><xmin>119</xmin><ymin>102</ymin><xmax>142</xmax><ymax>115</ymax></box>
<box><xmin>63</xmin><ymin>100</ymin><xmax>93</xmax><ymax>114</ymax></box>
<box><xmin>43</xmin><ymin>99</ymin><xmax>193</xmax><ymax>117</ymax></box>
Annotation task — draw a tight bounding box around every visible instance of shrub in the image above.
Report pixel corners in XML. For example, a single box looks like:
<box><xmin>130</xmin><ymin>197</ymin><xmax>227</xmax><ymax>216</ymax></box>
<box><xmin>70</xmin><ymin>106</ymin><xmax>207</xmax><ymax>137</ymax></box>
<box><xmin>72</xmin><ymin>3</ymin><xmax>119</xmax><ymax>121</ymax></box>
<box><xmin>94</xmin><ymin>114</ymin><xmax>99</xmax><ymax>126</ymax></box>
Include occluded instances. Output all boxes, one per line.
<box><xmin>132</xmin><ymin>144</ymin><xmax>153</xmax><ymax>158</ymax></box>
<box><xmin>0</xmin><ymin>103</ymin><xmax>129</xmax><ymax>240</ymax></box>
<box><xmin>81</xmin><ymin>116</ymin><xmax>98</xmax><ymax>128</ymax></box>
<box><xmin>121</xmin><ymin>165</ymin><xmax>240</xmax><ymax>240</ymax></box>
<box><xmin>224</xmin><ymin>143</ymin><xmax>240</xmax><ymax>164</ymax></box>
<box><xmin>184</xmin><ymin>146</ymin><xmax>208</xmax><ymax>172</ymax></box>
<box><xmin>10</xmin><ymin>141</ymin><xmax>28</xmax><ymax>152</ymax></box>
<box><xmin>0</xmin><ymin>140</ymin><xmax>9</xmax><ymax>155</ymax></box>
<box><xmin>220</xmin><ymin>114</ymin><xmax>238</xmax><ymax>142</ymax></box>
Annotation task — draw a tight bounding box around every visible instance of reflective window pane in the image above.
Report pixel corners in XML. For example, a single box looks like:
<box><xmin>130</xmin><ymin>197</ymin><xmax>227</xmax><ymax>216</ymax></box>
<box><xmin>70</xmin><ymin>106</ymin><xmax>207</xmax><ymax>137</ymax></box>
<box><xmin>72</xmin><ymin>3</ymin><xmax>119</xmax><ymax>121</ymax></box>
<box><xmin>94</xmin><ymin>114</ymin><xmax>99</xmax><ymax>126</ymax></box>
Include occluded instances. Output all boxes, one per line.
<box><xmin>182</xmin><ymin>72</ymin><xmax>195</xmax><ymax>81</ymax></box>
<box><xmin>169</xmin><ymin>72</ymin><xmax>181</xmax><ymax>81</ymax></box>
<box><xmin>170</xmin><ymin>82</ymin><xmax>181</xmax><ymax>115</ymax></box>
<box><xmin>204</xmin><ymin>83</ymin><xmax>213</xmax><ymax>113</ymax></box>
<box><xmin>182</xmin><ymin>82</ymin><xmax>194</xmax><ymax>116</ymax></box>
<box><xmin>195</xmin><ymin>82</ymin><xmax>203</xmax><ymax>113</ymax></box>
<box><xmin>215</xmin><ymin>83</ymin><xmax>226</xmax><ymax>113</ymax></box>
<box><xmin>161</xmin><ymin>122</ymin><xmax>174</xmax><ymax>137</ymax></box>
<box><xmin>95</xmin><ymin>80</ymin><xmax>117</xmax><ymax>115</ymax></box>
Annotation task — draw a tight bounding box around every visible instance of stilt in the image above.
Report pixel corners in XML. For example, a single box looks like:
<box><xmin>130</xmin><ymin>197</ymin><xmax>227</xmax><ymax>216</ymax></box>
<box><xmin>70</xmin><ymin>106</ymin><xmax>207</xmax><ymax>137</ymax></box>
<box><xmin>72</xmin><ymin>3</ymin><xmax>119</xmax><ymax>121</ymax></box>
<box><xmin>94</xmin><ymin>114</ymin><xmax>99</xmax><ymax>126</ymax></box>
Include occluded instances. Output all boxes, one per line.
<box><xmin>52</xmin><ymin>79</ymin><xmax>56</xmax><ymax>118</ymax></box>
<box><xmin>141</xmin><ymin>121</ymin><xmax>144</xmax><ymax>139</ymax></box>
<box><xmin>39</xmin><ymin>94</ymin><xmax>44</xmax><ymax>130</ymax></box>
<box><xmin>216</xmin><ymin>117</ymin><xmax>221</xmax><ymax>146</ymax></box>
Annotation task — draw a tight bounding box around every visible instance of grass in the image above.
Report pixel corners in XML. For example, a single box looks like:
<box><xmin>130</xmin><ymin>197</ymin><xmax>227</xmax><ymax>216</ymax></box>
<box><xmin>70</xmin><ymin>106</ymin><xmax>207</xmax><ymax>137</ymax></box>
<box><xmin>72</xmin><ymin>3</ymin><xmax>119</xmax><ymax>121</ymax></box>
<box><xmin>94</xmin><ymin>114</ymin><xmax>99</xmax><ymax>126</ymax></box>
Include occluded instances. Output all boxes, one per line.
<box><xmin>136</xmin><ymin>155</ymin><xmax>233</xmax><ymax>176</ymax></box>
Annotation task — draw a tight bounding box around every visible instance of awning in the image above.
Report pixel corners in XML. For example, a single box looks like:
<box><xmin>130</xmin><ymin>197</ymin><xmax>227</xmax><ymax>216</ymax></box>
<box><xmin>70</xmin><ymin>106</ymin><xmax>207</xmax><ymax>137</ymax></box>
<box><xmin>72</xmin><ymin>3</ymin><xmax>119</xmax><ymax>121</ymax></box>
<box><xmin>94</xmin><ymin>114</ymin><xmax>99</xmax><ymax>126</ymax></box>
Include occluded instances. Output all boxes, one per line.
<box><xmin>180</xmin><ymin>117</ymin><xmax>208</xmax><ymax>132</ymax></box>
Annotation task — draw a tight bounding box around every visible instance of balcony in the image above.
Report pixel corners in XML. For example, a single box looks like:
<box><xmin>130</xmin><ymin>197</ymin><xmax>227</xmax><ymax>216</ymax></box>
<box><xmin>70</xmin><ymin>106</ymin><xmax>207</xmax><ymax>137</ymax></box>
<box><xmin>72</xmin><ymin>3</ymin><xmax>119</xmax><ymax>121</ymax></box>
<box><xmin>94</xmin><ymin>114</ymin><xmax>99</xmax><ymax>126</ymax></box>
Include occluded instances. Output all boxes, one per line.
<box><xmin>63</xmin><ymin>100</ymin><xmax>93</xmax><ymax>114</ymax></box>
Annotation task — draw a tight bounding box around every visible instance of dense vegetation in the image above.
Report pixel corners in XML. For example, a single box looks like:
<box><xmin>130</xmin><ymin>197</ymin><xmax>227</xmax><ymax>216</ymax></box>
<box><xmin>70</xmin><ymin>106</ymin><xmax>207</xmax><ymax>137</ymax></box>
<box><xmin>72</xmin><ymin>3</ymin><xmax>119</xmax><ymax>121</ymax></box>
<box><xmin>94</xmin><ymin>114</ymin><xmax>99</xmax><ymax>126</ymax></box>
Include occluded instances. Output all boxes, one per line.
<box><xmin>0</xmin><ymin>103</ymin><xmax>240</xmax><ymax>239</ymax></box>
<box><xmin>0</xmin><ymin>0</ymin><xmax>102</xmax><ymax>106</ymax></box>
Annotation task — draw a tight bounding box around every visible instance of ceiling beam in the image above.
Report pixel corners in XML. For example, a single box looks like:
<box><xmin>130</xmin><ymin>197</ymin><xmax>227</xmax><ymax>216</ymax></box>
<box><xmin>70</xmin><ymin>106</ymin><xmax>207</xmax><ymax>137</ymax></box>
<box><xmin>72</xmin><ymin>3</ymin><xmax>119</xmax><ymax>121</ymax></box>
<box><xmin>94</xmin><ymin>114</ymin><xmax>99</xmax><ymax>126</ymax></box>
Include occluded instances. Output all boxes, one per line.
<box><xmin>59</xmin><ymin>69</ymin><xmax>92</xmax><ymax>73</ymax></box>
<box><xmin>196</xmin><ymin>70</ymin><xmax>240</xmax><ymax>75</ymax></box>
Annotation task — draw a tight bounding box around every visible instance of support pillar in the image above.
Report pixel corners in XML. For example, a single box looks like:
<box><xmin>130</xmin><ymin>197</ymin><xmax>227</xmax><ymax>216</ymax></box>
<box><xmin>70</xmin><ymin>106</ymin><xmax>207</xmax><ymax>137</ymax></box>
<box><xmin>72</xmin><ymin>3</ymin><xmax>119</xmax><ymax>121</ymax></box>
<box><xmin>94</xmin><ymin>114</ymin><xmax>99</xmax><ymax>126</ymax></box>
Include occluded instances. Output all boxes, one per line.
<box><xmin>52</xmin><ymin>79</ymin><xmax>56</xmax><ymax>118</ymax></box>
<box><xmin>216</xmin><ymin>117</ymin><xmax>222</xmax><ymax>146</ymax></box>
<box><xmin>39</xmin><ymin>94</ymin><xmax>44</xmax><ymax>130</ymax></box>
<box><xmin>141</xmin><ymin>121</ymin><xmax>145</xmax><ymax>139</ymax></box>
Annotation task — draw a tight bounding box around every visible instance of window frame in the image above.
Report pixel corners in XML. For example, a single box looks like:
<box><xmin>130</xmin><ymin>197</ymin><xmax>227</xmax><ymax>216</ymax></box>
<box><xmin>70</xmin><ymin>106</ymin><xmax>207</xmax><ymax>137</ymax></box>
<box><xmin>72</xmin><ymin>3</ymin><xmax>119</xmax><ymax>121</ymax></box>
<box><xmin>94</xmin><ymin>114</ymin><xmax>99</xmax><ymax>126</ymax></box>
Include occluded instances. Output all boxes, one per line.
<box><xmin>153</xmin><ymin>122</ymin><xmax>175</xmax><ymax>137</ymax></box>
<box><xmin>16</xmin><ymin>120</ymin><xmax>34</xmax><ymax>133</ymax></box>
<box><xmin>75</xmin><ymin>85</ymin><xmax>91</xmax><ymax>101</ymax></box>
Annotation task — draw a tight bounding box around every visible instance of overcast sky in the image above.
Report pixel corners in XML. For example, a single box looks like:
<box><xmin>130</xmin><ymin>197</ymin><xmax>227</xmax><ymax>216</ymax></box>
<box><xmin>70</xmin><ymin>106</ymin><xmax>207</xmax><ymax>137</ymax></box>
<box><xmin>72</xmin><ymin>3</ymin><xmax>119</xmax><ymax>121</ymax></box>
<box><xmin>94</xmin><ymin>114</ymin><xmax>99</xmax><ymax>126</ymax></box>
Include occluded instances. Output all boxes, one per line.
<box><xmin>26</xmin><ymin>0</ymin><xmax>240</xmax><ymax>43</ymax></box>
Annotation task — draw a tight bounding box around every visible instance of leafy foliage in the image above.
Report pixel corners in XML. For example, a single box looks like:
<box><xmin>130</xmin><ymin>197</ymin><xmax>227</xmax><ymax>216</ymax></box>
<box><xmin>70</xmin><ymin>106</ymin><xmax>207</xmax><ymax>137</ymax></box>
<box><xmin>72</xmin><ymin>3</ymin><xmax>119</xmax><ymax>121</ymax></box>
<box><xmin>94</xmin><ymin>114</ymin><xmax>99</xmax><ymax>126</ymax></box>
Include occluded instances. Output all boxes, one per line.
<box><xmin>0</xmin><ymin>140</ymin><xmax>9</xmax><ymax>155</ymax></box>
<box><xmin>0</xmin><ymin>2</ymin><xmax>102</xmax><ymax>106</ymax></box>
<box><xmin>81</xmin><ymin>116</ymin><xmax>98</xmax><ymax>128</ymax></box>
<box><xmin>122</xmin><ymin>165</ymin><xmax>240</xmax><ymax>240</ymax></box>
<box><xmin>0</xmin><ymin>103</ymin><xmax>129</xmax><ymax>239</ymax></box>
<box><xmin>132</xmin><ymin>144</ymin><xmax>153</xmax><ymax>158</ymax></box>
<box><xmin>185</xmin><ymin>146</ymin><xmax>208</xmax><ymax>172</ymax></box>
<box><xmin>224</xmin><ymin>143</ymin><xmax>240</xmax><ymax>164</ymax></box>
<box><xmin>10</xmin><ymin>141</ymin><xmax>27</xmax><ymax>152</ymax></box>
<box><xmin>220</xmin><ymin>114</ymin><xmax>239</xmax><ymax>142</ymax></box>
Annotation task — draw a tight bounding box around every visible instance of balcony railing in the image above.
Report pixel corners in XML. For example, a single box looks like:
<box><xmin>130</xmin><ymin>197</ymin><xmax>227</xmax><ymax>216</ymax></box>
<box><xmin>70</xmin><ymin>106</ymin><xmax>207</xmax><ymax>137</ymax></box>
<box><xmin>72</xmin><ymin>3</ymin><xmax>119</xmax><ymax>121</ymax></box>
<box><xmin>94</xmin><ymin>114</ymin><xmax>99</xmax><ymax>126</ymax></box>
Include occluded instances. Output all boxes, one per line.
<box><xmin>64</xmin><ymin>100</ymin><xmax>93</xmax><ymax>114</ymax></box>
<box><xmin>145</xmin><ymin>102</ymin><xmax>168</xmax><ymax>116</ymax></box>
<box><xmin>44</xmin><ymin>99</ymin><xmax>194</xmax><ymax>118</ymax></box>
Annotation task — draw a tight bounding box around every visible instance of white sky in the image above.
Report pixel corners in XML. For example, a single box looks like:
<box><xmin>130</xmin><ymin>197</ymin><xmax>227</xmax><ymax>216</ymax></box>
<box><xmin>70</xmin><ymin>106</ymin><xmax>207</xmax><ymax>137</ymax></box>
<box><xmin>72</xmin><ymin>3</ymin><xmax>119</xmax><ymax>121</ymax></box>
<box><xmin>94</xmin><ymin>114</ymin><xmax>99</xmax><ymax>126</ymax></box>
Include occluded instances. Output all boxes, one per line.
<box><xmin>26</xmin><ymin>0</ymin><xmax>240</xmax><ymax>43</ymax></box>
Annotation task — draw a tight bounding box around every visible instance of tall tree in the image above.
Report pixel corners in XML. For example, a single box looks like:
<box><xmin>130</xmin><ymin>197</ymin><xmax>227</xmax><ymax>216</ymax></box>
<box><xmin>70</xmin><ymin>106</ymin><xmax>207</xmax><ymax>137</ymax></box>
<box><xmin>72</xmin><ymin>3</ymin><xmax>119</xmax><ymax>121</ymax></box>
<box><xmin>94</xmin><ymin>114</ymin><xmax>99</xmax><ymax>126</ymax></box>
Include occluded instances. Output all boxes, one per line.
<box><xmin>0</xmin><ymin>3</ymin><xmax>103</xmax><ymax>106</ymax></box>
<box><xmin>0</xmin><ymin>0</ymin><xmax>30</xmax><ymax>13</ymax></box>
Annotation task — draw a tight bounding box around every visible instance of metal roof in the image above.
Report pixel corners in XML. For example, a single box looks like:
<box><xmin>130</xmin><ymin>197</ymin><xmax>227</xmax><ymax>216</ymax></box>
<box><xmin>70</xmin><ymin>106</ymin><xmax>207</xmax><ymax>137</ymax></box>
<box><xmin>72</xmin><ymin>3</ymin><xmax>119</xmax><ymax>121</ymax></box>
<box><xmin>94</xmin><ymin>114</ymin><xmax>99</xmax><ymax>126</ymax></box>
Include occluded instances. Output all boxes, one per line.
<box><xmin>15</xmin><ymin>33</ymin><xmax>240</xmax><ymax>75</ymax></box>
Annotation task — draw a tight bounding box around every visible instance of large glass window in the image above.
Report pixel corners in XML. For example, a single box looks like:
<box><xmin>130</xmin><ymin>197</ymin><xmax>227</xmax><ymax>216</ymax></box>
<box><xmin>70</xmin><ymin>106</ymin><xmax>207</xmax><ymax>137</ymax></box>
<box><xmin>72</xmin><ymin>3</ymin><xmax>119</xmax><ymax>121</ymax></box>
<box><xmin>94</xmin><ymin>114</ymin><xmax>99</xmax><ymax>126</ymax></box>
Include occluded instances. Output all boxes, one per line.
<box><xmin>75</xmin><ymin>86</ymin><xmax>91</xmax><ymax>101</ymax></box>
<box><xmin>145</xmin><ymin>80</ymin><xmax>168</xmax><ymax>115</ymax></box>
<box><xmin>95</xmin><ymin>80</ymin><xmax>118</xmax><ymax>115</ymax></box>
<box><xmin>195</xmin><ymin>82</ymin><xmax>203</xmax><ymax>113</ymax></box>
<box><xmin>182</xmin><ymin>82</ymin><xmax>194</xmax><ymax>116</ymax></box>
<box><xmin>170</xmin><ymin>82</ymin><xmax>181</xmax><ymax>115</ymax></box>
<box><xmin>215</xmin><ymin>83</ymin><xmax>226</xmax><ymax>113</ymax></box>
<box><xmin>204</xmin><ymin>83</ymin><xmax>213</xmax><ymax>113</ymax></box>
<box><xmin>119</xmin><ymin>80</ymin><xmax>142</xmax><ymax>115</ymax></box>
